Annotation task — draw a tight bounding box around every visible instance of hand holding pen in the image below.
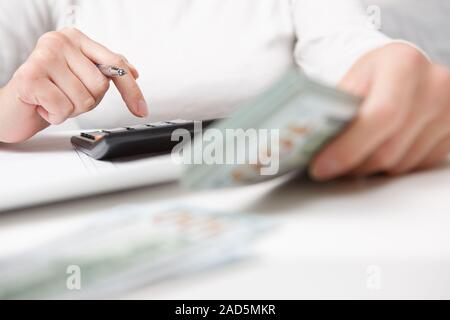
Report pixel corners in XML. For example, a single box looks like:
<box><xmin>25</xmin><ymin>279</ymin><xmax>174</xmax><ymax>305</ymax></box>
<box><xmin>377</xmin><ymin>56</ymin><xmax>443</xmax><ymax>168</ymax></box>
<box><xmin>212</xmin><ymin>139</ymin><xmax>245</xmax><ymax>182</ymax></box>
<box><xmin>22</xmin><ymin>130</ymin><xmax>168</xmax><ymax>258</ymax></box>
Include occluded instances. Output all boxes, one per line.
<box><xmin>96</xmin><ymin>64</ymin><xmax>128</xmax><ymax>78</ymax></box>
<box><xmin>0</xmin><ymin>28</ymin><xmax>148</xmax><ymax>143</ymax></box>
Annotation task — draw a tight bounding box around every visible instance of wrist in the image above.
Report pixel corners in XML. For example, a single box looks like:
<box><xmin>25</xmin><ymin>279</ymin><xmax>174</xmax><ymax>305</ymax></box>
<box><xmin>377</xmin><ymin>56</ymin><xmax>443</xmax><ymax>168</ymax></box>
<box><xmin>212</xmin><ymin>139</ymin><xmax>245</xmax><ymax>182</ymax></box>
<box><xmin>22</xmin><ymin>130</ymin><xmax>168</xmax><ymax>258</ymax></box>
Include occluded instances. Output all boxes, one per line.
<box><xmin>0</xmin><ymin>83</ymin><xmax>48</xmax><ymax>143</ymax></box>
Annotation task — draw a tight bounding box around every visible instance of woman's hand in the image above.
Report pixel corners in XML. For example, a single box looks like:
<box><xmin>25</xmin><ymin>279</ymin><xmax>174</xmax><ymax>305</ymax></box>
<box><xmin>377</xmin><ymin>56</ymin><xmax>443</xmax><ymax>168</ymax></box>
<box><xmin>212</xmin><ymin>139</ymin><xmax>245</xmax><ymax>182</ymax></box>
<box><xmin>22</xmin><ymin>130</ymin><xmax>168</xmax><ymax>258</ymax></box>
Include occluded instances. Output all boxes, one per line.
<box><xmin>0</xmin><ymin>28</ymin><xmax>148</xmax><ymax>143</ymax></box>
<box><xmin>310</xmin><ymin>43</ymin><xmax>450</xmax><ymax>180</ymax></box>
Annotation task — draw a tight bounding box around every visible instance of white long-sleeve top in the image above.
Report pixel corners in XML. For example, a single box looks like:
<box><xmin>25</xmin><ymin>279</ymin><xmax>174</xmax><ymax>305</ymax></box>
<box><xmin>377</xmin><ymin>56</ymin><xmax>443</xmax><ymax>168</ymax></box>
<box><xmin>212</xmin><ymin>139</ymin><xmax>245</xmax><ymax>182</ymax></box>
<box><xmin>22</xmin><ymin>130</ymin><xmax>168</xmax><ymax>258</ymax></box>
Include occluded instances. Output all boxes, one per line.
<box><xmin>0</xmin><ymin>0</ymin><xmax>391</xmax><ymax>129</ymax></box>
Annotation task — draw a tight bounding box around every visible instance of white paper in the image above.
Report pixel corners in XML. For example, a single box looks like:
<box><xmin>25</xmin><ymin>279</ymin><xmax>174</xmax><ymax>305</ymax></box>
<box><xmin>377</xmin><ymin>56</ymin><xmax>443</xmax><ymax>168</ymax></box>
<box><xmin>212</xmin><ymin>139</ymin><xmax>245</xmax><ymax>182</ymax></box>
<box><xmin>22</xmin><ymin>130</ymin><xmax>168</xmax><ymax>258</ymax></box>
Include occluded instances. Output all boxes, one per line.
<box><xmin>0</xmin><ymin>130</ymin><xmax>182</xmax><ymax>211</ymax></box>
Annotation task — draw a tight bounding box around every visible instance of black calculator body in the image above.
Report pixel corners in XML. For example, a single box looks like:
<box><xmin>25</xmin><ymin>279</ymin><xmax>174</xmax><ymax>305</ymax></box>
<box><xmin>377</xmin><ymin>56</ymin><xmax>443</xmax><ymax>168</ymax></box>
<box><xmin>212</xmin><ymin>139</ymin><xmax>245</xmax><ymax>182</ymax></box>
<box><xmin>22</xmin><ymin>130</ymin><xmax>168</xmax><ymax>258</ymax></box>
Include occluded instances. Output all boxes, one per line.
<box><xmin>71</xmin><ymin>120</ymin><xmax>216</xmax><ymax>160</ymax></box>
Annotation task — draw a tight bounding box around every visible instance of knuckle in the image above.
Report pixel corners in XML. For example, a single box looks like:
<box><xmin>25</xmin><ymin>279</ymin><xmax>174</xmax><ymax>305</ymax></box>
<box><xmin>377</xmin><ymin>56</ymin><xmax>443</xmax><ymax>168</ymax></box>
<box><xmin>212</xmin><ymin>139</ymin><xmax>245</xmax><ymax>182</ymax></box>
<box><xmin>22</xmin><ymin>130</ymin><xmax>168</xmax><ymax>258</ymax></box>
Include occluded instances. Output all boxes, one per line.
<box><xmin>60</xmin><ymin>106</ymin><xmax>75</xmax><ymax>120</ymax></box>
<box><xmin>33</xmin><ymin>46</ymin><xmax>60</xmax><ymax>63</ymax></box>
<box><xmin>433</xmin><ymin>66</ymin><xmax>450</xmax><ymax>90</ymax></box>
<box><xmin>361</xmin><ymin>103</ymin><xmax>398</xmax><ymax>132</ymax></box>
<box><xmin>115</xmin><ymin>53</ymin><xmax>128</xmax><ymax>62</ymax></box>
<box><xmin>34</xmin><ymin>33</ymin><xmax>70</xmax><ymax>62</ymax></box>
<box><xmin>366</xmin><ymin>103</ymin><xmax>404</xmax><ymax>130</ymax></box>
<box><xmin>111</xmin><ymin>54</ymin><xmax>127</xmax><ymax>67</ymax></box>
<box><xmin>48</xmin><ymin>109</ymin><xmax>69</xmax><ymax>125</ymax></box>
<box><xmin>86</xmin><ymin>100</ymin><xmax>97</xmax><ymax>112</ymax></box>
<box><xmin>52</xmin><ymin>99</ymin><xmax>74</xmax><ymax>117</ymax></box>
<box><xmin>78</xmin><ymin>96</ymin><xmax>96</xmax><ymax>113</ymax></box>
<box><xmin>400</xmin><ymin>46</ymin><xmax>427</xmax><ymax>67</ymax></box>
<box><xmin>60</xmin><ymin>27</ymin><xmax>82</xmax><ymax>38</ymax></box>
<box><xmin>98</xmin><ymin>77</ymin><xmax>110</xmax><ymax>92</ymax></box>
<box><xmin>38</xmin><ymin>31</ymin><xmax>70</xmax><ymax>48</ymax></box>
<box><xmin>91</xmin><ymin>78</ymin><xmax>110</xmax><ymax>96</ymax></box>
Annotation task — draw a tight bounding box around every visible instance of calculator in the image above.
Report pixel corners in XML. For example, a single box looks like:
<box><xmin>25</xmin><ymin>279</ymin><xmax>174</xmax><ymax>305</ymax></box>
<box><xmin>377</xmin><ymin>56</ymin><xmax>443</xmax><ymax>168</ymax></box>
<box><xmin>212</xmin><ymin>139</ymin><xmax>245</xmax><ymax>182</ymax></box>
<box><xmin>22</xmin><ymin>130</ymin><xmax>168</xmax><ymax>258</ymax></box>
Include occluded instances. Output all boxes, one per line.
<box><xmin>71</xmin><ymin>120</ymin><xmax>217</xmax><ymax>160</ymax></box>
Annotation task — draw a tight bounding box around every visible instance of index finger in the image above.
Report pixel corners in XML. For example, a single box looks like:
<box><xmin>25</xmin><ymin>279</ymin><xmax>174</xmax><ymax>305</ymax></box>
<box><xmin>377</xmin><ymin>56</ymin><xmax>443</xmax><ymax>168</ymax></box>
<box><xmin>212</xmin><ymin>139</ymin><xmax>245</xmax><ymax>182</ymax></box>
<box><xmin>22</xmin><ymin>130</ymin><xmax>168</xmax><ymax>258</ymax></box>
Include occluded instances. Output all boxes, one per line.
<box><xmin>68</xmin><ymin>29</ymin><xmax>148</xmax><ymax>118</ymax></box>
<box><xmin>111</xmin><ymin>65</ymin><xmax>148</xmax><ymax>118</ymax></box>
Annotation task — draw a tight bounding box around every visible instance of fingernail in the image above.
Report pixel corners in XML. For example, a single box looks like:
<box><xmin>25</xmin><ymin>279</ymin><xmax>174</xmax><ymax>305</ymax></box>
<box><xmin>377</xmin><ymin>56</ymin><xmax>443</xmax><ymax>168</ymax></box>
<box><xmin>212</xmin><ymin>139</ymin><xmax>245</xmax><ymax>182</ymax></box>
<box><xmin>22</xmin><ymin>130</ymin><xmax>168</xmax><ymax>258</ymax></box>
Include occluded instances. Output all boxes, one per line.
<box><xmin>137</xmin><ymin>99</ymin><xmax>149</xmax><ymax>117</ymax></box>
<box><xmin>310</xmin><ymin>158</ymin><xmax>340</xmax><ymax>181</ymax></box>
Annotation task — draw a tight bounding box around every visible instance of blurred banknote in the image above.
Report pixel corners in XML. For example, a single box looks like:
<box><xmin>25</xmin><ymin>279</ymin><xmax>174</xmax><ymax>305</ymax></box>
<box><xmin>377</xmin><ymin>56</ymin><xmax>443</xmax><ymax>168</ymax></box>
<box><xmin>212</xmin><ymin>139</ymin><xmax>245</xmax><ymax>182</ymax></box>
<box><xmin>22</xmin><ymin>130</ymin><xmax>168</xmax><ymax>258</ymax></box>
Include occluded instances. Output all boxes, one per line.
<box><xmin>0</xmin><ymin>205</ymin><xmax>270</xmax><ymax>299</ymax></box>
<box><xmin>182</xmin><ymin>69</ymin><xmax>361</xmax><ymax>189</ymax></box>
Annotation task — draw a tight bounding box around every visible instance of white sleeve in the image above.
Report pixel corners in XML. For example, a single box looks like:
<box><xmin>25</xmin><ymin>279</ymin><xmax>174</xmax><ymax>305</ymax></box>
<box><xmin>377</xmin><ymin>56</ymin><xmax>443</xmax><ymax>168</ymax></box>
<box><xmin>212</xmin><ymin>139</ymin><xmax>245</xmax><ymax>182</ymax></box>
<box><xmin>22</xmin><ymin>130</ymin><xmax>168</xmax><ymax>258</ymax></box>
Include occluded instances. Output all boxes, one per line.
<box><xmin>0</xmin><ymin>0</ymin><xmax>66</xmax><ymax>86</ymax></box>
<box><xmin>292</xmin><ymin>0</ymin><xmax>392</xmax><ymax>85</ymax></box>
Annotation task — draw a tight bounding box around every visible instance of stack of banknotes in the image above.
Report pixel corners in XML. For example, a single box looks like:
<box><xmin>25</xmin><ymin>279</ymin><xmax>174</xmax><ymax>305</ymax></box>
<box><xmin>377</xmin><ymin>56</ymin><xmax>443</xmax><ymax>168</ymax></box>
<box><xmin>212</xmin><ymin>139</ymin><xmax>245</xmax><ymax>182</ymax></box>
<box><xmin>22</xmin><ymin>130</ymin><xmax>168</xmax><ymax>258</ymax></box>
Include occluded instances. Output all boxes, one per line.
<box><xmin>0</xmin><ymin>205</ymin><xmax>270</xmax><ymax>299</ymax></box>
<box><xmin>182</xmin><ymin>69</ymin><xmax>361</xmax><ymax>189</ymax></box>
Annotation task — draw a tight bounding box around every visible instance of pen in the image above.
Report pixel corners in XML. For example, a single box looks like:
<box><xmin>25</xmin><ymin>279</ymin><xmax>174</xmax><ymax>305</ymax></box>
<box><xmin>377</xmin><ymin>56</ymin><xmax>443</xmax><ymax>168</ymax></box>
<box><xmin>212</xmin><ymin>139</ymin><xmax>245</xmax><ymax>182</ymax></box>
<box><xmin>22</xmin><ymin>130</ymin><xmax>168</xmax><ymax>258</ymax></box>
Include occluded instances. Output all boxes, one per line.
<box><xmin>96</xmin><ymin>64</ymin><xmax>127</xmax><ymax>77</ymax></box>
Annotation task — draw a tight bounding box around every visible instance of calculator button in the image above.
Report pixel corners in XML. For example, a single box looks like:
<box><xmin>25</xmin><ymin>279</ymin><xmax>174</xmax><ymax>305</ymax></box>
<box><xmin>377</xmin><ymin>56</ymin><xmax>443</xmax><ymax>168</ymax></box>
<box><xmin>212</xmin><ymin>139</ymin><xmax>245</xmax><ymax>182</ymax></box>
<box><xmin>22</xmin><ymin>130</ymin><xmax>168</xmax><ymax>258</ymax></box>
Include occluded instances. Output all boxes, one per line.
<box><xmin>81</xmin><ymin>132</ymin><xmax>105</xmax><ymax>141</ymax></box>
<box><xmin>168</xmin><ymin>120</ymin><xmax>191</xmax><ymax>125</ymax></box>
<box><xmin>130</xmin><ymin>125</ymin><xmax>153</xmax><ymax>130</ymax></box>
<box><xmin>81</xmin><ymin>133</ymin><xmax>96</xmax><ymax>140</ymax></box>
<box><xmin>104</xmin><ymin>128</ymin><xmax>127</xmax><ymax>134</ymax></box>
<box><xmin>149</xmin><ymin>122</ymin><xmax>170</xmax><ymax>127</ymax></box>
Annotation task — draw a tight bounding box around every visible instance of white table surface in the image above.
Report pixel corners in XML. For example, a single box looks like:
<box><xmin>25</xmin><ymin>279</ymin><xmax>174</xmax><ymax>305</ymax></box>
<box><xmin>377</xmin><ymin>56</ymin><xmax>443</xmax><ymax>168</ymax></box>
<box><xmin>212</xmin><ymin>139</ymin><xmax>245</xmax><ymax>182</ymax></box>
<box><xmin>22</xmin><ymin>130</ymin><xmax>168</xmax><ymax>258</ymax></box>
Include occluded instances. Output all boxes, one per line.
<box><xmin>1</xmin><ymin>158</ymin><xmax>450</xmax><ymax>299</ymax></box>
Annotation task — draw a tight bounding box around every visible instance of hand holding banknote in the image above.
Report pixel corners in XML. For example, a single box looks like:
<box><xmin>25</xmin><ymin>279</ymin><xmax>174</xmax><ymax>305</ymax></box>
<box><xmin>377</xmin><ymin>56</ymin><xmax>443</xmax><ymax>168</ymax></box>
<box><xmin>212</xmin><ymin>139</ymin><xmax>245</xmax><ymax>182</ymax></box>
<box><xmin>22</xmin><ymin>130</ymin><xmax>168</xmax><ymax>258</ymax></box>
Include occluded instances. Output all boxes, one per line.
<box><xmin>311</xmin><ymin>43</ymin><xmax>450</xmax><ymax>180</ymax></box>
<box><xmin>184</xmin><ymin>44</ymin><xmax>450</xmax><ymax>189</ymax></box>
<box><xmin>183</xmin><ymin>69</ymin><xmax>360</xmax><ymax>189</ymax></box>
